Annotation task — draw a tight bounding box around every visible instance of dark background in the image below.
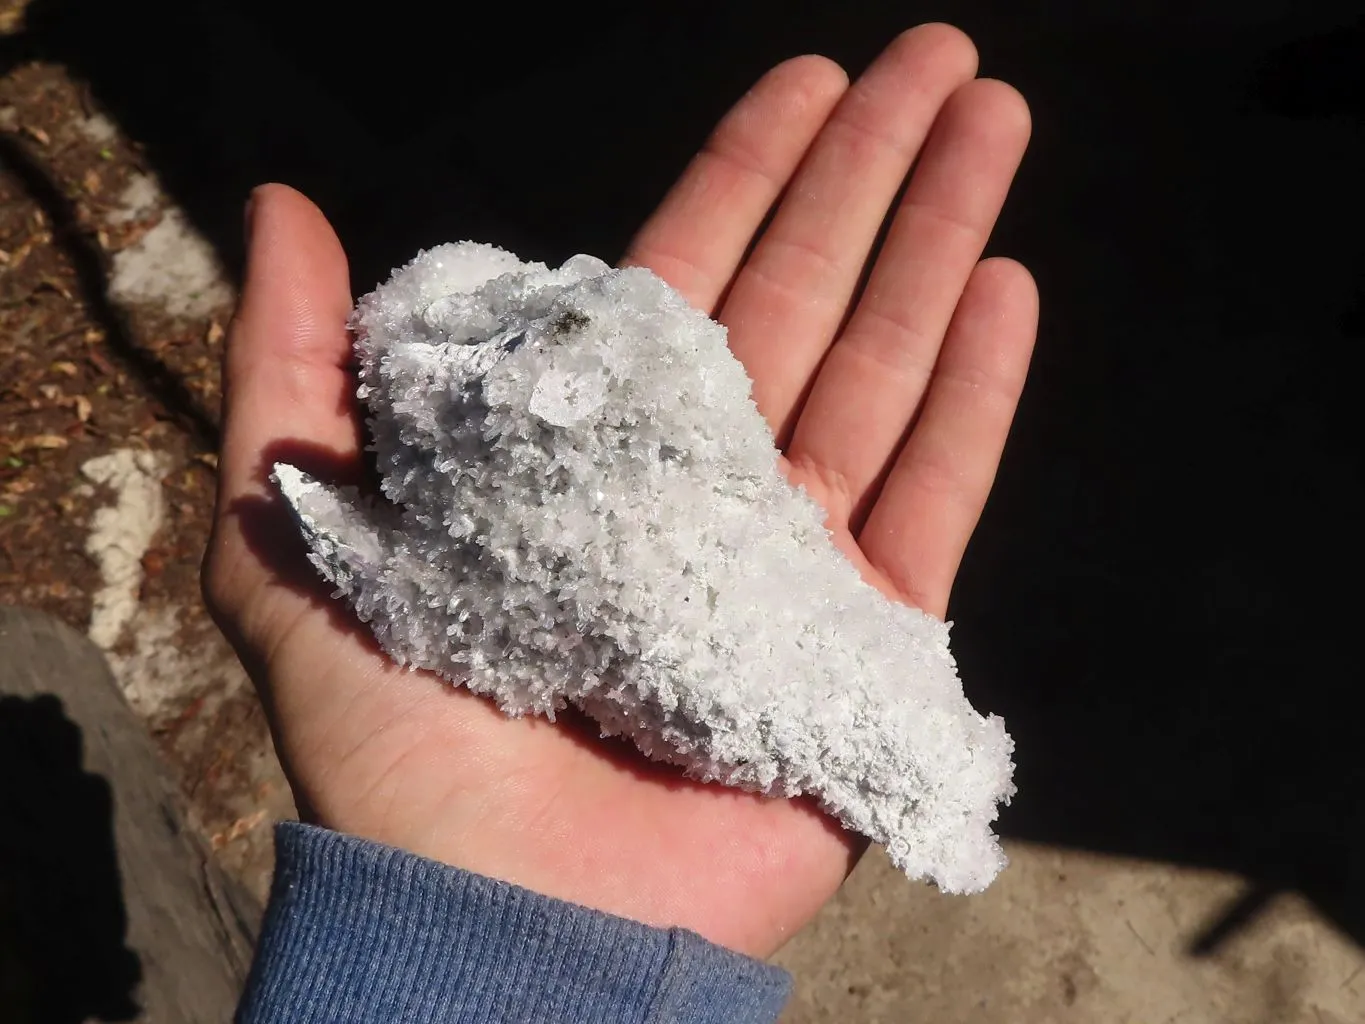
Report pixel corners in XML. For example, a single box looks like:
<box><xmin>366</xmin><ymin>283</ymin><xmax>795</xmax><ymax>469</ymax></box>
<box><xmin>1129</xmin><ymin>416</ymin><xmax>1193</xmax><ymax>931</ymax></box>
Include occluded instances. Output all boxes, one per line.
<box><xmin>4</xmin><ymin>0</ymin><xmax>1362</xmax><ymax>959</ymax></box>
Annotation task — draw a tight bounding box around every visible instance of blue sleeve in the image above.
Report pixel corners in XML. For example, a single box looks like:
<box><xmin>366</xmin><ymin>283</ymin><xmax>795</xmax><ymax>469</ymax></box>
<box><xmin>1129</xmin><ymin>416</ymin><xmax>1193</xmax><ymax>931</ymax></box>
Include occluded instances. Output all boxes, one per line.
<box><xmin>236</xmin><ymin>823</ymin><xmax>792</xmax><ymax>1023</ymax></box>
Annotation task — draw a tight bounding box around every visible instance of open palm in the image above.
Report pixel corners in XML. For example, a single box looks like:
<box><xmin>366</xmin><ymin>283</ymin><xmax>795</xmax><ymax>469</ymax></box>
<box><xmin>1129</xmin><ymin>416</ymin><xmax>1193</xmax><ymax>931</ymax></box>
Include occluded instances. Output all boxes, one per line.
<box><xmin>204</xmin><ymin>23</ymin><xmax>1037</xmax><ymax>960</ymax></box>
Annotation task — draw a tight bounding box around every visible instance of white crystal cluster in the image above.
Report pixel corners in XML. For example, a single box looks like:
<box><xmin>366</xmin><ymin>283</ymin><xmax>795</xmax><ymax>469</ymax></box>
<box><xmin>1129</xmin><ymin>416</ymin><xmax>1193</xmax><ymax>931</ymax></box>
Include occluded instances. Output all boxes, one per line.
<box><xmin>275</xmin><ymin>244</ymin><xmax>1015</xmax><ymax>892</ymax></box>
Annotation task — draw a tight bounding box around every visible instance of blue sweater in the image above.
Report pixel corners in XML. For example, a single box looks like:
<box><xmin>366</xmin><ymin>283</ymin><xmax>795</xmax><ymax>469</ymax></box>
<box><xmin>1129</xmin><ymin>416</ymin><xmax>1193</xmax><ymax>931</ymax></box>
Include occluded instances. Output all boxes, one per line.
<box><xmin>237</xmin><ymin>824</ymin><xmax>793</xmax><ymax>1023</ymax></box>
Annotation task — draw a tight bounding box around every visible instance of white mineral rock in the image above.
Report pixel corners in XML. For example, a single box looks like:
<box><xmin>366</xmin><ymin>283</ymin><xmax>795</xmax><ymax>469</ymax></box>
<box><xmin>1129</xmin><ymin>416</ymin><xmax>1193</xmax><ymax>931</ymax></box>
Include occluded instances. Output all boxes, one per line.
<box><xmin>275</xmin><ymin>243</ymin><xmax>1015</xmax><ymax>892</ymax></box>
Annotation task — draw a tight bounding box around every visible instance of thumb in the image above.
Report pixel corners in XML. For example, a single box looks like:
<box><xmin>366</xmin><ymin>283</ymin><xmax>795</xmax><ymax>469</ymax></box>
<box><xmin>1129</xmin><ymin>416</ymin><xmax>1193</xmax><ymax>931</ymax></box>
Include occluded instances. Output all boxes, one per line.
<box><xmin>203</xmin><ymin>184</ymin><xmax>360</xmax><ymax>658</ymax></box>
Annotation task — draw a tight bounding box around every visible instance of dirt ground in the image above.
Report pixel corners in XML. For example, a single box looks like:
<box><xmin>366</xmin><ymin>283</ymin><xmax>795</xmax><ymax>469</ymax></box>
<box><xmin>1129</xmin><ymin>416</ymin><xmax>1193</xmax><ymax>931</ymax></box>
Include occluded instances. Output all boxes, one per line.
<box><xmin>0</xmin><ymin>52</ymin><xmax>290</xmax><ymax>898</ymax></box>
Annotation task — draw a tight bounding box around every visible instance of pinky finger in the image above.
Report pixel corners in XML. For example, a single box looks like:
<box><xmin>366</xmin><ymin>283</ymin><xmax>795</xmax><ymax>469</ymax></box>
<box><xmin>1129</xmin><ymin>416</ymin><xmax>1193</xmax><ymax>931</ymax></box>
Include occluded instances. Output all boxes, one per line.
<box><xmin>858</xmin><ymin>257</ymin><xmax>1038</xmax><ymax>616</ymax></box>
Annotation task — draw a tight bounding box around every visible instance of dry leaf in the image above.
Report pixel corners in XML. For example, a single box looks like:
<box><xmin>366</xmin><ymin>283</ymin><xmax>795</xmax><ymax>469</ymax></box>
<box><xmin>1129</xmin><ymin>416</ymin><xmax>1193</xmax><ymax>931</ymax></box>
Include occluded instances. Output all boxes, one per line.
<box><xmin>210</xmin><ymin>809</ymin><xmax>268</xmax><ymax>850</ymax></box>
<box><xmin>22</xmin><ymin>125</ymin><xmax>50</xmax><ymax>146</ymax></box>
<box><xmin>82</xmin><ymin>168</ymin><xmax>102</xmax><ymax>194</ymax></box>
<box><xmin>2</xmin><ymin>241</ymin><xmax>32</xmax><ymax>270</ymax></box>
<box><xmin>205</xmin><ymin>320</ymin><xmax>225</xmax><ymax>345</ymax></box>
<box><xmin>11</xmin><ymin>435</ymin><xmax>68</xmax><ymax>454</ymax></box>
<box><xmin>38</xmin><ymin>384</ymin><xmax>62</xmax><ymax>401</ymax></box>
<box><xmin>38</xmin><ymin>277</ymin><xmax>72</xmax><ymax>300</ymax></box>
<box><xmin>74</xmin><ymin>395</ymin><xmax>92</xmax><ymax>422</ymax></box>
<box><xmin>84</xmin><ymin>327</ymin><xmax>106</xmax><ymax>344</ymax></box>
<box><xmin>50</xmin><ymin>360</ymin><xmax>79</xmax><ymax>377</ymax></box>
<box><xmin>194</xmin><ymin>452</ymin><xmax>219</xmax><ymax>470</ymax></box>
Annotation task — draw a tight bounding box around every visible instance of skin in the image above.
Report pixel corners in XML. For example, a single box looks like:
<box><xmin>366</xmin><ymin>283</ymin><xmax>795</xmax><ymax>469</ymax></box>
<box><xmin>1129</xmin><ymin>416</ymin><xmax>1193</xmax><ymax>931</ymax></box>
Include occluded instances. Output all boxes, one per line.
<box><xmin>203</xmin><ymin>23</ymin><xmax>1038</xmax><ymax>959</ymax></box>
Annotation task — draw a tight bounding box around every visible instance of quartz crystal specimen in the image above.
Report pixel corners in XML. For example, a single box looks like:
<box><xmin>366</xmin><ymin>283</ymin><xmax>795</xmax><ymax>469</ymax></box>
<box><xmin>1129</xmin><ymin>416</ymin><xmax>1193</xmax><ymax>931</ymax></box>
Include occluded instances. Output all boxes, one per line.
<box><xmin>275</xmin><ymin>243</ymin><xmax>1015</xmax><ymax>892</ymax></box>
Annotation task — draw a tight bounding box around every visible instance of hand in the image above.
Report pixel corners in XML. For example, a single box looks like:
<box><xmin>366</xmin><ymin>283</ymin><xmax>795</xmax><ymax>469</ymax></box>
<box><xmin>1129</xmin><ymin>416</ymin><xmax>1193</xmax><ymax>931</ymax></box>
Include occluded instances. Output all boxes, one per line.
<box><xmin>203</xmin><ymin>23</ymin><xmax>1037</xmax><ymax>959</ymax></box>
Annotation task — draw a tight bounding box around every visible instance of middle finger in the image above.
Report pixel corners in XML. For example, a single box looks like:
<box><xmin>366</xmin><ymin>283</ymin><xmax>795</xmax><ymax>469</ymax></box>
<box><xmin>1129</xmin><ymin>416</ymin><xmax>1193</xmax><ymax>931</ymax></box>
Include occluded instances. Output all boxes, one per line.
<box><xmin>719</xmin><ymin>23</ymin><xmax>979</xmax><ymax>444</ymax></box>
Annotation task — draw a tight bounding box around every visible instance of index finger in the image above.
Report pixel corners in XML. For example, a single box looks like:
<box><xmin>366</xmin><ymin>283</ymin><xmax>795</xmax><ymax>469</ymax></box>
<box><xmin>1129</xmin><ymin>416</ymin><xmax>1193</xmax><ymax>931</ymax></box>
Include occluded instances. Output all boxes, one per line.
<box><xmin>620</xmin><ymin>55</ymin><xmax>848</xmax><ymax>312</ymax></box>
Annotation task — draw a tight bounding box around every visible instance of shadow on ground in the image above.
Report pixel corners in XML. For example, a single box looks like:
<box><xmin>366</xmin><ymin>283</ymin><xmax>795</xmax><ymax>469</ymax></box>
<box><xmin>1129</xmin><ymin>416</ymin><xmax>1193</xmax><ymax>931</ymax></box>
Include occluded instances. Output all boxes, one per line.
<box><xmin>4</xmin><ymin>0</ymin><xmax>1363</xmax><ymax>953</ymax></box>
<box><xmin>0</xmin><ymin>695</ymin><xmax>141</xmax><ymax>1023</ymax></box>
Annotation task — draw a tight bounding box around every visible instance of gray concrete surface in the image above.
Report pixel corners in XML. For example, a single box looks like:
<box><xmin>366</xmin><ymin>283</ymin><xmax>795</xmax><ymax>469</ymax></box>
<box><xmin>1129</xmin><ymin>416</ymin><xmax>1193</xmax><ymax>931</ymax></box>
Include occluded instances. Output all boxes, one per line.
<box><xmin>775</xmin><ymin>845</ymin><xmax>1362</xmax><ymax>1022</ymax></box>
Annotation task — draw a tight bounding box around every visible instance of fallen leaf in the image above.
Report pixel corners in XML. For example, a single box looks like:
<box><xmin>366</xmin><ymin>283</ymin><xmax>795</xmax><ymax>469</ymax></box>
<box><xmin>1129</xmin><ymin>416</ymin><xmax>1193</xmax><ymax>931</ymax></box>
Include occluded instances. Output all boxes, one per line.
<box><xmin>38</xmin><ymin>384</ymin><xmax>62</xmax><ymax>401</ymax></box>
<box><xmin>38</xmin><ymin>278</ymin><xmax>72</xmax><ymax>300</ymax></box>
<box><xmin>87</xmin><ymin>351</ymin><xmax>115</xmax><ymax>375</ymax></box>
<box><xmin>21</xmin><ymin>125</ymin><xmax>49</xmax><ymax>146</ymax></box>
<box><xmin>10</xmin><ymin>435</ymin><xmax>68</xmax><ymax>453</ymax></box>
<box><xmin>50</xmin><ymin>360</ymin><xmax>79</xmax><ymax>377</ymax></box>
<box><xmin>205</xmin><ymin>320</ymin><xmax>225</xmax><ymax>345</ymax></box>
<box><xmin>1</xmin><ymin>241</ymin><xmax>31</xmax><ymax>270</ymax></box>
<box><xmin>194</xmin><ymin>452</ymin><xmax>219</xmax><ymax>470</ymax></box>
<box><xmin>212</xmin><ymin>809</ymin><xmax>268</xmax><ymax>850</ymax></box>
<box><xmin>74</xmin><ymin>395</ymin><xmax>92</xmax><ymax>422</ymax></box>
<box><xmin>82</xmin><ymin>168</ymin><xmax>101</xmax><ymax>194</ymax></box>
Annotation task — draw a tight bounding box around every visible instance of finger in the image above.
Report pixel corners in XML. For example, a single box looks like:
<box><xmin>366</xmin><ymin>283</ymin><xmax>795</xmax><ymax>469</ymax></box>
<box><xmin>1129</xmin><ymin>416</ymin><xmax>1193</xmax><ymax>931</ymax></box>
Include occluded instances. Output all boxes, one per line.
<box><xmin>204</xmin><ymin>184</ymin><xmax>360</xmax><ymax>644</ymax></box>
<box><xmin>788</xmin><ymin>79</ymin><xmax>1031</xmax><ymax>525</ymax></box>
<box><xmin>718</xmin><ymin>24</ymin><xmax>979</xmax><ymax>442</ymax></box>
<box><xmin>620</xmin><ymin>55</ymin><xmax>848</xmax><ymax>312</ymax></box>
<box><xmin>858</xmin><ymin>258</ymin><xmax>1038</xmax><ymax>616</ymax></box>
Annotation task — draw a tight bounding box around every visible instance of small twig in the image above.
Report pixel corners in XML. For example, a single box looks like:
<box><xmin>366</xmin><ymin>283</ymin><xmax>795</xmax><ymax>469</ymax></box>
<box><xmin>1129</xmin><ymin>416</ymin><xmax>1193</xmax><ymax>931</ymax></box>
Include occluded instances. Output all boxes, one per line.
<box><xmin>1126</xmin><ymin>918</ymin><xmax>1156</xmax><ymax>956</ymax></box>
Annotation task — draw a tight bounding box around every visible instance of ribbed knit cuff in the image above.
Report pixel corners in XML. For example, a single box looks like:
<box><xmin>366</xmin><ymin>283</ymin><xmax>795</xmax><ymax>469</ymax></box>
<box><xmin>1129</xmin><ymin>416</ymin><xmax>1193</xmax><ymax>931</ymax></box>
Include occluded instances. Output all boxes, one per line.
<box><xmin>235</xmin><ymin>823</ymin><xmax>791</xmax><ymax>1023</ymax></box>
